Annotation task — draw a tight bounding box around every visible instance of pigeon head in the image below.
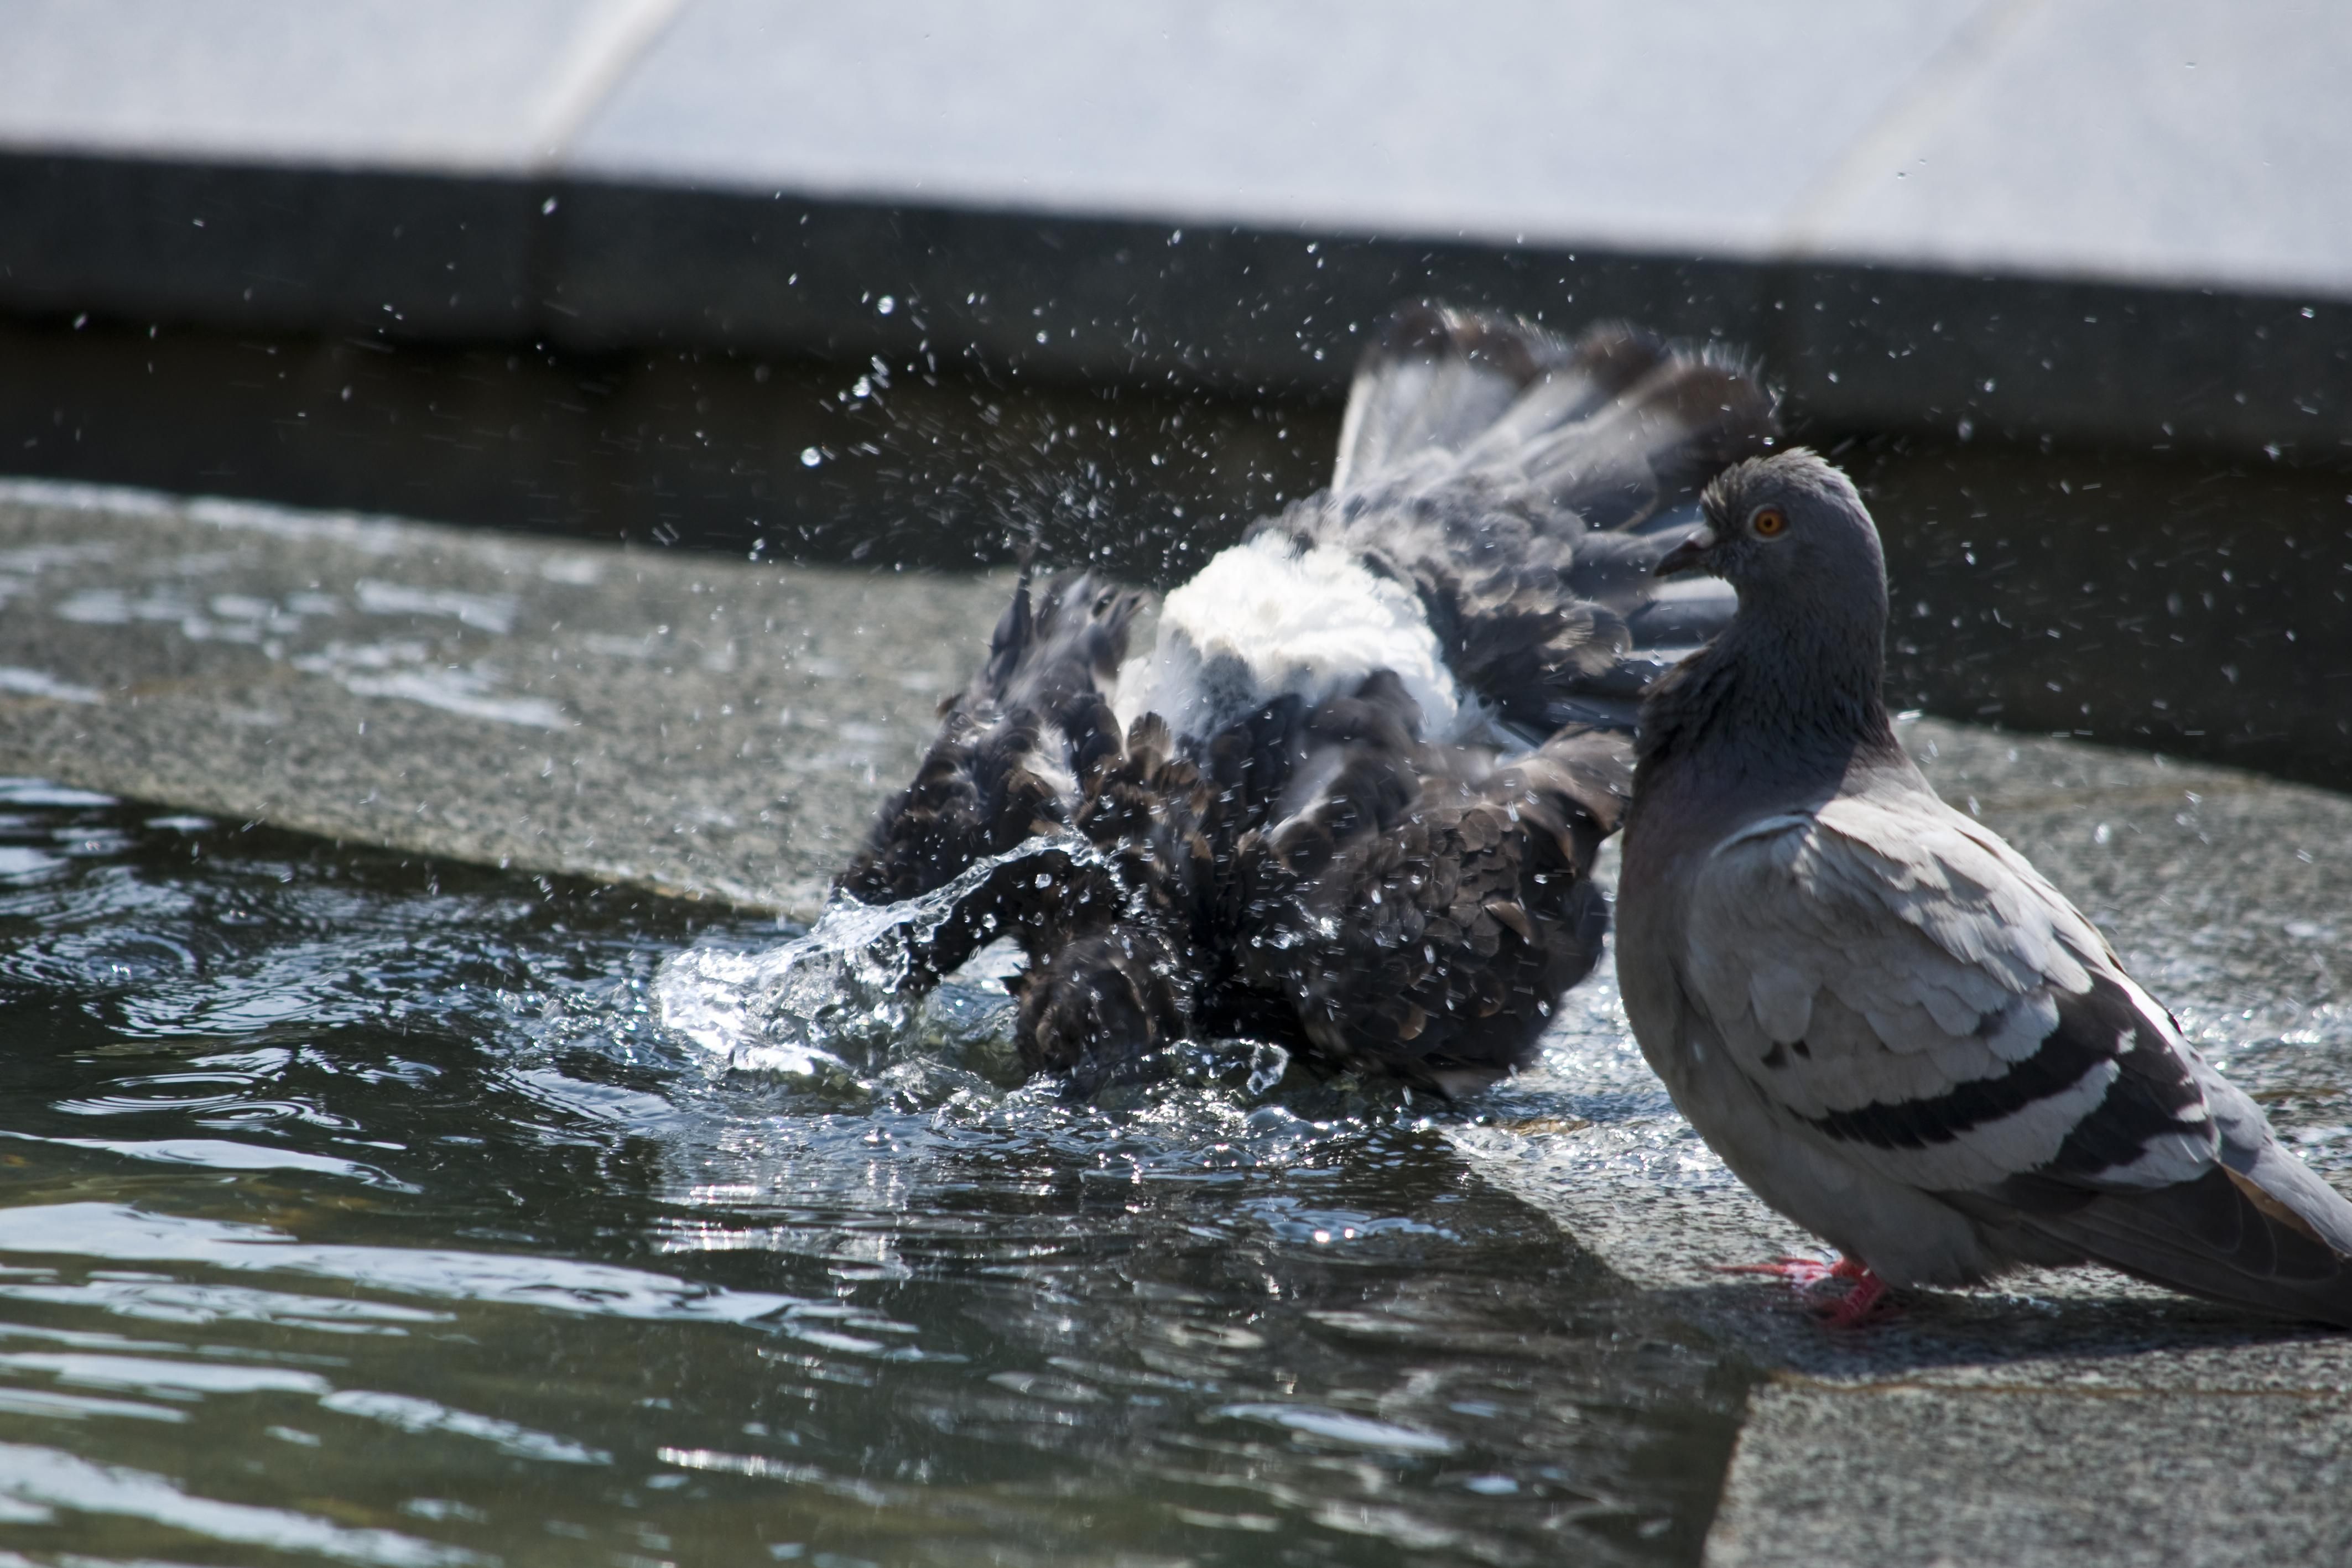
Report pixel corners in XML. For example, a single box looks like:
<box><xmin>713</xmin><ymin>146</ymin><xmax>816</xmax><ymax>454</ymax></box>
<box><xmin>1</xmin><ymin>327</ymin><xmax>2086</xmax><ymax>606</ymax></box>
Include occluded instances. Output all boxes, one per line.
<box><xmin>1656</xmin><ymin>449</ymin><xmax>1886</xmax><ymax>624</ymax></box>
<box><xmin>1640</xmin><ymin>449</ymin><xmax>1896</xmax><ymax>762</ymax></box>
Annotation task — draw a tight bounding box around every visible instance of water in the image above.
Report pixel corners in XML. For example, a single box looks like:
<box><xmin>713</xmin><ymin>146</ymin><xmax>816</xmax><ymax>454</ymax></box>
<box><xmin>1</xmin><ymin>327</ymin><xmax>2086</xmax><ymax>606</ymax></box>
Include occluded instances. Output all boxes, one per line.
<box><xmin>0</xmin><ymin>780</ymin><xmax>1747</xmax><ymax>1567</ymax></box>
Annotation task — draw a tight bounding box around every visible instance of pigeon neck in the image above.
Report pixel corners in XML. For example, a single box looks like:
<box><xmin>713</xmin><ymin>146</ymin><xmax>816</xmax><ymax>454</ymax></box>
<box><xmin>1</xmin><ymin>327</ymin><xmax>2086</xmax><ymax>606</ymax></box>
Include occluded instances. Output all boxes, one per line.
<box><xmin>1636</xmin><ymin>602</ymin><xmax>1899</xmax><ymax>788</ymax></box>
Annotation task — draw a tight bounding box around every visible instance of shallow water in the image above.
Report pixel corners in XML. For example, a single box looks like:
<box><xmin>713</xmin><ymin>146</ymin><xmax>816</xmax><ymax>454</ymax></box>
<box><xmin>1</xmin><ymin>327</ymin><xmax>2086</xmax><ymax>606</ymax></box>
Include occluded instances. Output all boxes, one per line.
<box><xmin>5</xmin><ymin>699</ymin><xmax>2350</xmax><ymax>1567</ymax></box>
<box><xmin>0</xmin><ymin>780</ymin><xmax>1748</xmax><ymax>1567</ymax></box>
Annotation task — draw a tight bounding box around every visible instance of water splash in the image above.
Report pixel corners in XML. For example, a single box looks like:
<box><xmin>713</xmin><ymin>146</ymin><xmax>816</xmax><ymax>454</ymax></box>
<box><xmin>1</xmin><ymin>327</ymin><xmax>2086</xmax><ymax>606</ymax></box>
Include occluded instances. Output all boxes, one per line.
<box><xmin>1243</xmin><ymin>1041</ymin><xmax>1292</xmax><ymax>1099</ymax></box>
<box><xmin>655</xmin><ymin>835</ymin><xmax>1100</xmax><ymax>1078</ymax></box>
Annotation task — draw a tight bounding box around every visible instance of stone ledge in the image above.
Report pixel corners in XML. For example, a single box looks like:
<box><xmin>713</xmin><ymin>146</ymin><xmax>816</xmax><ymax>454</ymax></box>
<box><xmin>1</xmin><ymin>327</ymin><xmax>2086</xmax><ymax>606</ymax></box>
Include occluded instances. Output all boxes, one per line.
<box><xmin>0</xmin><ymin>477</ymin><xmax>1010</xmax><ymax>918</ymax></box>
<box><xmin>6</xmin><ymin>149</ymin><xmax>2349</xmax><ymax>462</ymax></box>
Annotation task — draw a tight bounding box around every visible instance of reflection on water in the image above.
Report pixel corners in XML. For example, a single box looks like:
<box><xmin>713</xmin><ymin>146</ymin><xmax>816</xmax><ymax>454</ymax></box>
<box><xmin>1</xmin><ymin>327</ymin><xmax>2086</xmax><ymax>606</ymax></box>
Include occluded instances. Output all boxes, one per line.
<box><xmin>0</xmin><ymin>782</ymin><xmax>1746</xmax><ymax>1566</ymax></box>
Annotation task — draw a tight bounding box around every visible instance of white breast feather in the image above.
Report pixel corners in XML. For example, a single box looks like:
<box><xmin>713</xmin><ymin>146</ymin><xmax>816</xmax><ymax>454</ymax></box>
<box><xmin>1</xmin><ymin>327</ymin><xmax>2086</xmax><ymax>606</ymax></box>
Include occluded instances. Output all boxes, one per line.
<box><xmin>1112</xmin><ymin>534</ymin><xmax>1468</xmax><ymax>743</ymax></box>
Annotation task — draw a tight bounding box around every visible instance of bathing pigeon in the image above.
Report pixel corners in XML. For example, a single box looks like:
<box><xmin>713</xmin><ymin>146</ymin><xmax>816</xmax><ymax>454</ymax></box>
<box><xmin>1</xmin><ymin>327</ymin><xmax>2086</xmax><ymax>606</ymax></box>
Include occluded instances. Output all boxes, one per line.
<box><xmin>839</xmin><ymin>304</ymin><xmax>1778</xmax><ymax>1093</ymax></box>
<box><xmin>1615</xmin><ymin>448</ymin><xmax>2352</xmax><ymax>1327</ymax></box>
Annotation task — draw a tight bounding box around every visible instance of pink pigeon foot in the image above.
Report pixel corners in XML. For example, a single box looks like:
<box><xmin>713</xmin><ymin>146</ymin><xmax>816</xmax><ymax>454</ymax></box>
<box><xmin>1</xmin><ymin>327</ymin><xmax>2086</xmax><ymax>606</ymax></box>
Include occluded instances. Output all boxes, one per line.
<box><xmin>1808</xmin><ymin>1263</ymin><xmax>1896</xmax><ymax>1329</ymax></box>
<box><xmin>1713</xmin><ymin>1254</ymin><xmax>1897</xmax><ymax>1328</ymax></box>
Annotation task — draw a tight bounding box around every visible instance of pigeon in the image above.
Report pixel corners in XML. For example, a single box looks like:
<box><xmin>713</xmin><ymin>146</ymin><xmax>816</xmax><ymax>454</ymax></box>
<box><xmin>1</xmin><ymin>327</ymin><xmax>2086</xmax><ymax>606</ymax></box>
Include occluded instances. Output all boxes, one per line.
<box><xmin>1615</xmin><ymin>447</ymin><xmax>2352</xmax><ymax>1327</ymax></box>
<box><xmin>839</xmin><ymin>304</ymin><xmax>1778</xmax><ymax>1094</ymax></box>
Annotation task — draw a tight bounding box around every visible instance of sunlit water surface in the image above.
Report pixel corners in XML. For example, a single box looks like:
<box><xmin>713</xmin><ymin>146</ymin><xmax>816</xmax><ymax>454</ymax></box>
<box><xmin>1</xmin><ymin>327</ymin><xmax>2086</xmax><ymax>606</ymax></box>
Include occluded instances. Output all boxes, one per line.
<box><xmin>0</xmin><ymin>782</ymin><xmax>1747</xmax><ymax>1568</ymax></box>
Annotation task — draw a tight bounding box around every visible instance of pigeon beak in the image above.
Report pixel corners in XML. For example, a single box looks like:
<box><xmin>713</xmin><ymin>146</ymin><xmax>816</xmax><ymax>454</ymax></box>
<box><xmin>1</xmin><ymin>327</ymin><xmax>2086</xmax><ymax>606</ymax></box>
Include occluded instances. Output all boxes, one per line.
<box><xmin>1653</xmin><ymin>530</ymin><xmax>1716</xmax><ymax>579</ymax></box>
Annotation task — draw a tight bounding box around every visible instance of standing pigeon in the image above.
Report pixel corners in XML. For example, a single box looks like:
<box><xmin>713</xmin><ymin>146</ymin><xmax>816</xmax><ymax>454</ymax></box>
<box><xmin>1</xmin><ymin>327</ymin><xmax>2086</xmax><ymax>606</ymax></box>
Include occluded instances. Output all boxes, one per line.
<box><xmin>839</xmin><ymin>305</ymin><xmax>1777</xmax><ymax>1093</ymax></box>
<box><xmin>1615</xmin><ymin>448</ymin><xmax>2352</xmax><ymax>1327</ymax></box>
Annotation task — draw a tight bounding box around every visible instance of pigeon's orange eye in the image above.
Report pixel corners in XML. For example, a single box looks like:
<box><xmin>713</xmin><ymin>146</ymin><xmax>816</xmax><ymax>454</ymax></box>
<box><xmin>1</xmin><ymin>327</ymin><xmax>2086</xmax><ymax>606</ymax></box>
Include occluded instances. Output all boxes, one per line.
<box><xmin>1751</xmin><ymin>507</ymin><xmax>1788</xmax><ymax>538</ymax></box>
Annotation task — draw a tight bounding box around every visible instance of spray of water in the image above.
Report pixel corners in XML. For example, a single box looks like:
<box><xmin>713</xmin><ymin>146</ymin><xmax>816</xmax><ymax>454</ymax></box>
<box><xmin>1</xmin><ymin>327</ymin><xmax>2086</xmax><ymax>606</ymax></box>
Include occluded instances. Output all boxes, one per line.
<box><xmin>655</xmin><ymin>835</ymin><xmax>1108</xmax><ymax>1079</ymax></box>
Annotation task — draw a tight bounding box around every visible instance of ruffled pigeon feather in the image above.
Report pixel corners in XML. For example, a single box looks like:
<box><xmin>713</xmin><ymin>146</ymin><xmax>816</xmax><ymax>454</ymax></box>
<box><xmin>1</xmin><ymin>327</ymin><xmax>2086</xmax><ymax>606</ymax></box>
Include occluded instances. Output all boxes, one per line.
<box><xmin>844</xmin><ymin>304</ymin><xmax>1777</xmax><ymax>1094</ymax></box>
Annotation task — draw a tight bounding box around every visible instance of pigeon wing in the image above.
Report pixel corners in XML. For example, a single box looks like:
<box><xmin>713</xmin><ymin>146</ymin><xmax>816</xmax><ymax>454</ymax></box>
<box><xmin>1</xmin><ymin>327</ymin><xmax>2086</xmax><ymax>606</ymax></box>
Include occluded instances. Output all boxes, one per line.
<box><xmin>836</xmin><ymin>570</ymin><xmax>1141</xmax><ymax>904</ymax></box>
<box><xmin>1235</xmin><ymin>713</ymin><xmax>1626</xmax><ymax>1096</ymax></box>
<box><xmin>1683</xmin><ymin>791</ymin><xmax>2220</xmax><ymax>1195</ymax></box>
<box><xmin>1269</xmin><ymin>310</ymin><xmax>1777</xmax><ymax>740</ymax></box>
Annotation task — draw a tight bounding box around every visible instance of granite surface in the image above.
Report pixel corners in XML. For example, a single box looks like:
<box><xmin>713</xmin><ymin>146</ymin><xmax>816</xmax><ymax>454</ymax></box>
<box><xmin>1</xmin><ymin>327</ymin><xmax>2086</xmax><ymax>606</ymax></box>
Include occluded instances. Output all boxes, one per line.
<box><xmin>0</xmin><ymin>477</ymin><xmax>1009</xmax><ymax>916</ymax></box>
<box><xmin>1709</xmin><ymin>1383</ymin><xmax>2352</xmax><ymax>1568</ymax></box>
<box><xmin>12</xmin><ymin>0</ymin><xmax>2348</xmax><ymax>296</ymax></box>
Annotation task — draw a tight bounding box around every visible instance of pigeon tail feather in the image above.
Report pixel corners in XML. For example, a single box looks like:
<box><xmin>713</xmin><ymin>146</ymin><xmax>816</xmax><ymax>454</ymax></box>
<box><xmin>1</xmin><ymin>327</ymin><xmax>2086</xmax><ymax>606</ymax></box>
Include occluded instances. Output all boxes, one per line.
<box><xmin>1974</xmin><ymin>1163</ymin><xmax>2352</xmax><ymax>1329</ymax></box>
<box><xmin>1248</xmin><ymin>304</ymin><xmax>1781</xmax><ymax>743</ymax></box>
<box><xmin>1971</xmin><ymin>1059</ymin><xmax>2352</xmax><ymax>1327</ymax></box>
